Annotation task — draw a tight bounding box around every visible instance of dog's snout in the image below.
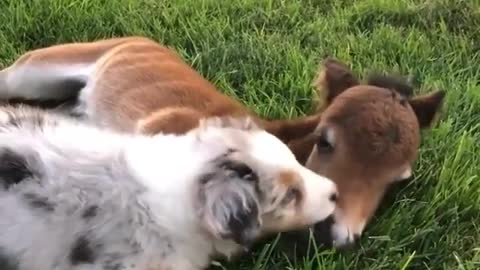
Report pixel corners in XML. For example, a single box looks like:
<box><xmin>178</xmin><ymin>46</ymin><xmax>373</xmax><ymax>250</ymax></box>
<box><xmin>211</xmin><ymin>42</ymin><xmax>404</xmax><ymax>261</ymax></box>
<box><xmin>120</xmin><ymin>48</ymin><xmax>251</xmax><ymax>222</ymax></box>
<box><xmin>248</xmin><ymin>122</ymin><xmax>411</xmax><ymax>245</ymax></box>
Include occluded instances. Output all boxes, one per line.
<box><xmin>298</xmin><ymin>168</ymin><xmax>337</xmax><ymax>226</ymax></box>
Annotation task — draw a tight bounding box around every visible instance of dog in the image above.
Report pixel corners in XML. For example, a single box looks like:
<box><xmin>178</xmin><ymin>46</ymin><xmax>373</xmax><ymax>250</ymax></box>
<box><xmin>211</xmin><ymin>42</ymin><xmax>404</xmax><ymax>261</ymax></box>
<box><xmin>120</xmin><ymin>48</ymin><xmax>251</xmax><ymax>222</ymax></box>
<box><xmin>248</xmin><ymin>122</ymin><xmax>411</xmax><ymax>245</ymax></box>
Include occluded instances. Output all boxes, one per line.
<box><xmin>0</xmin><ymin>105</ymin><xmax>337</xmax><ymax>270</ymax></box>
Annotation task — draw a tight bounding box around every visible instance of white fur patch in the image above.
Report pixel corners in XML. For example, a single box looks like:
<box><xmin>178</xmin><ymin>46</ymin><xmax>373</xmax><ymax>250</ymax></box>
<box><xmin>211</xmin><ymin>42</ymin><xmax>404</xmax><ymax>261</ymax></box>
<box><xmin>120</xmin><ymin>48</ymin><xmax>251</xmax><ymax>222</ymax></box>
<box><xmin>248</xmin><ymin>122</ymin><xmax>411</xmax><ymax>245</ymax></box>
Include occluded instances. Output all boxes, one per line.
<box><xmin>325</xmin><ymin>127</ymin><xmax>335</xmax><ymax>146</ymax></box>
<box><xmin>397</xmin><ymin>166</ymin><xmax>412</xmax><ymax>181</ymax></box>
<box><xmin>0</xmin><ymin>111</ymin><xmax>9</xmax><ymax>124</ymax></box>
<box><xmin>300</xmin><ymin>168</ymin><xmax>337</xmax><ymax>225</ymax></box>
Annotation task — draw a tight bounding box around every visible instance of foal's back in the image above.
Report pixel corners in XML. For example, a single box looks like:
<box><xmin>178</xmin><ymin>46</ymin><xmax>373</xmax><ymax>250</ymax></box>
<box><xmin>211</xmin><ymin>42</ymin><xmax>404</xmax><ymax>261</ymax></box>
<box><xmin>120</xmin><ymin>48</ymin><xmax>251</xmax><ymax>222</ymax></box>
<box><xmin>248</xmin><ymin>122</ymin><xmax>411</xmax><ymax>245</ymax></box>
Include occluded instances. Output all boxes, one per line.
<box><xmin>0</xmin><ymin>37</ymin><xmax>250</xmax><ymax>134</ymax></box>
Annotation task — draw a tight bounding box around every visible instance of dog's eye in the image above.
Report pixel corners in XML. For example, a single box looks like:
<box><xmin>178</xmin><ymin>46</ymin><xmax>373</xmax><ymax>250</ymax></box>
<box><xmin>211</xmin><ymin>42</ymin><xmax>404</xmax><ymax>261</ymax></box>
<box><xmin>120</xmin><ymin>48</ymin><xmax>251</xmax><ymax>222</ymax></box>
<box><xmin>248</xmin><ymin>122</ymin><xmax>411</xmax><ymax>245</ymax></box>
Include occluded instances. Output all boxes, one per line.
<box><xmin>221</xmin><ymin>160</ymin><xmax>258</xmax><ymax>182</ymax></box>
<box><xmin>282</xmin><ymin>187</ymin><xmax>301</xmax><ymax>205</ymax></box>
<box><xmin>233</xmin><ymin>164</ymin><xmax>257</xmax><ymax>182</ymax></box>
<box><xmin>242</xmin><ymin>172</ymin><xmax>257</xmax><ymax>182</ymax></box>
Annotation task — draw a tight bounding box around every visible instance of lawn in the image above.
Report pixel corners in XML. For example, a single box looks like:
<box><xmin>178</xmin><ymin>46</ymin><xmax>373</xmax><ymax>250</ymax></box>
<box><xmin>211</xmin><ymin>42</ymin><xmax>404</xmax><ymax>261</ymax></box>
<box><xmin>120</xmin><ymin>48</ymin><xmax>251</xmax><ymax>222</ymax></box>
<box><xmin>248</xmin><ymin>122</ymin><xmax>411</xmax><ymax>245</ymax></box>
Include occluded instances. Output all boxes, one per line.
<box><xmin>0</xmin><ymin>0</ymin><xmax>479</xmax><ymax>269</ymax></box>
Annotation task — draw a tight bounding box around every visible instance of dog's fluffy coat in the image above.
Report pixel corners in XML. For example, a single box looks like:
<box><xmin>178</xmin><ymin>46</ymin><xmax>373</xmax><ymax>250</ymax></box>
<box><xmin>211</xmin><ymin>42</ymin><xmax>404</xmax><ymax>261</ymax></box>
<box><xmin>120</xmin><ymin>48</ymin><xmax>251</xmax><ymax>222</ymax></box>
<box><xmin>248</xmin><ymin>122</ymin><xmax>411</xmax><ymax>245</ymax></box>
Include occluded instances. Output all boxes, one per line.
<box><xmin>0</xmin><ymin>105</ymin><xmax>336</xmax><ymax>270</ymax></box>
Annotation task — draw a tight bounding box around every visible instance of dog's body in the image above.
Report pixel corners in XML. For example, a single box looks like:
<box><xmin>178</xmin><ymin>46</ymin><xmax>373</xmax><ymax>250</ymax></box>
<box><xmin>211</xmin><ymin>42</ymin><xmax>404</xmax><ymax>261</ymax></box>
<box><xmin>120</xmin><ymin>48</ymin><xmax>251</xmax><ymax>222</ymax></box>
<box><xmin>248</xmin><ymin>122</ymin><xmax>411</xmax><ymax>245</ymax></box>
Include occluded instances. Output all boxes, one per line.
<box><xmin>0</xmin><ymin>105</ymin><xmax>336</xmax><ymax>270</ymax></box>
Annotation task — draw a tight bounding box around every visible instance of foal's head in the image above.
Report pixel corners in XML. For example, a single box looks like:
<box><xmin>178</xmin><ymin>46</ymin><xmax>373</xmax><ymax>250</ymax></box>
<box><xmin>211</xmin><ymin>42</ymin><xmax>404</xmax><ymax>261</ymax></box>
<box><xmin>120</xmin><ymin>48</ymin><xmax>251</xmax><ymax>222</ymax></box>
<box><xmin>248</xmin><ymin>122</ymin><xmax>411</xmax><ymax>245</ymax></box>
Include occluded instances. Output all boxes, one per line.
<box><xmin>285</xmin><ymin>59</ymin><xmax>445</xmax><ymax>250</ymax></box>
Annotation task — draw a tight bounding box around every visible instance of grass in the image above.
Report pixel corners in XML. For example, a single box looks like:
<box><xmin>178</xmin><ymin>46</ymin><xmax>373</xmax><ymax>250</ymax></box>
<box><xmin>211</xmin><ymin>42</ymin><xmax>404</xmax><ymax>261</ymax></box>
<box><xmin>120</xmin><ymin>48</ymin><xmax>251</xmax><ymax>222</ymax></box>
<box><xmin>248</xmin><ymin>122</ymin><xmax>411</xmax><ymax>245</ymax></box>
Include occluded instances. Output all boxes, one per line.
<box><xmin>0</xmin><ymin>0</ymin><xmax>479</xmax><ymax>269</ymax></box>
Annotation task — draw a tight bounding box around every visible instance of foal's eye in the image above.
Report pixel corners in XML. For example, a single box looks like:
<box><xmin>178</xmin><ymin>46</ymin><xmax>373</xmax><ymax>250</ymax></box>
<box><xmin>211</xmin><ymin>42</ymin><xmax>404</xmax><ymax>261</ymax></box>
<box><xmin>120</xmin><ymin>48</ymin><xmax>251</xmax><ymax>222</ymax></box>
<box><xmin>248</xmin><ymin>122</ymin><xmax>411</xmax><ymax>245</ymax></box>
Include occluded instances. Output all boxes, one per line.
<box><xmin>282</xmin><ymin>187</ymin><xmax>302</xmax><ymax>205</ymax></box>
<box><xmin>316</xmin><ymin>135</ymin><xmax>333</xmax><ymax>153</ymax></box>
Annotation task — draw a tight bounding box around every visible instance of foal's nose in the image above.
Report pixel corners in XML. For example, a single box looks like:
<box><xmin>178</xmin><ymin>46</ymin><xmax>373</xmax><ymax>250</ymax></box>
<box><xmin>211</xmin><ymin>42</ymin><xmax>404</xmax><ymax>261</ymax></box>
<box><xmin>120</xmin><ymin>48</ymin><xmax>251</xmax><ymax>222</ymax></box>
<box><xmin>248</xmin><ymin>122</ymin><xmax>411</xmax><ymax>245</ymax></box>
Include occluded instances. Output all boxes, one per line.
<box><xmin>340</xmin><ymin>234</ymin><xmax>362</xmax><ymax>250</ymax></box>
<box><xmin>353</xmin><ymin>233</ymin><xmax>361</xmax><ymax>242</ymax></box>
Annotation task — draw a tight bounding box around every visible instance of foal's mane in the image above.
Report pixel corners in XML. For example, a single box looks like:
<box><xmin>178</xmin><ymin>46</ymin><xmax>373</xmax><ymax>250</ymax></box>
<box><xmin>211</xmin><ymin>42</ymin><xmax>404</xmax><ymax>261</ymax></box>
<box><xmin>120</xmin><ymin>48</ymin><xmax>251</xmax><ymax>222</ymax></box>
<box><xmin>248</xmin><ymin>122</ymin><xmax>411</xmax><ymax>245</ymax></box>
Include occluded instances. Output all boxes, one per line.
<box><xmin>366</xmin><ymin>73</ymin><xmax>416</xmax><ymax>98</ymax></box>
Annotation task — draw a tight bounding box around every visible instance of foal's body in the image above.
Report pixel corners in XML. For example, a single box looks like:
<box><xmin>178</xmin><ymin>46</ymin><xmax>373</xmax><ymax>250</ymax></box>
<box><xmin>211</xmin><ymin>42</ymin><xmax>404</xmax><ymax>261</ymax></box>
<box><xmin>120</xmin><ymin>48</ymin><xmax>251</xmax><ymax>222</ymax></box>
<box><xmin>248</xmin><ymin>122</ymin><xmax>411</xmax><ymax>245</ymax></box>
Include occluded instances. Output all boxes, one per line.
<box><xmin>0</xmin><ymin>105</ymin><xmax>336</xmax><ymax>270</ymax></box>
<box><xmin>0</xmin><ymin>36</ymin><xmax>445</xmax><ymax>249</ymax></box>
<box><xmin>0</xmin><ymin>37</ymin><xmax>313</xmax><ymax>140</ymax></box>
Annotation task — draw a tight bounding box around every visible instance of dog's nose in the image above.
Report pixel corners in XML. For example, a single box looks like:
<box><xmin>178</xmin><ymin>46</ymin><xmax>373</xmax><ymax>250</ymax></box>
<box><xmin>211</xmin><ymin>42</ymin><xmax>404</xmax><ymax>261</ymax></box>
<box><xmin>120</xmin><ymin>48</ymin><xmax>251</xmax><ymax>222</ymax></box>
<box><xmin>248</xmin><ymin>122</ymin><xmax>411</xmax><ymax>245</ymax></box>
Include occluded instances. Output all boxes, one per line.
<box><xmin>329</xmin><ymin>192</ymin><xmax>338</xmax><ymax>203</ymax></box>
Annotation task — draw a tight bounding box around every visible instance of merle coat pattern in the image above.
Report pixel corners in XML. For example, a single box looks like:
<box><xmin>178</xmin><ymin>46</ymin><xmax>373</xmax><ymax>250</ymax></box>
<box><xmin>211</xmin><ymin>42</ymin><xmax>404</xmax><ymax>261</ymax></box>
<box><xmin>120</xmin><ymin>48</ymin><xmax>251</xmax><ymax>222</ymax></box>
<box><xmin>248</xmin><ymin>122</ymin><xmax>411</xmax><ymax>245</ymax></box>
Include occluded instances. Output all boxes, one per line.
<box><xmin>0</xmin><ymin>106</ymin><xmax>337</xmax><ymax>270</ymax></box>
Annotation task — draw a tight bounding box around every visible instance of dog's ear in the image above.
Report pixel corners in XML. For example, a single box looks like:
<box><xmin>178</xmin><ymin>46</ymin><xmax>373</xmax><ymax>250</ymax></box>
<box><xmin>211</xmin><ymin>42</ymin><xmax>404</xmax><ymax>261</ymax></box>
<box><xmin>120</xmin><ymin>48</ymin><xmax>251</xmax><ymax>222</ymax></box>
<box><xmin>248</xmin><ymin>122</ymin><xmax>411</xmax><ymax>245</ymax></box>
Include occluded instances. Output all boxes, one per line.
<box><xmin>198</xmin><ymin>159</ymin><xmax>261</xmax><ymax>247</ymax></box>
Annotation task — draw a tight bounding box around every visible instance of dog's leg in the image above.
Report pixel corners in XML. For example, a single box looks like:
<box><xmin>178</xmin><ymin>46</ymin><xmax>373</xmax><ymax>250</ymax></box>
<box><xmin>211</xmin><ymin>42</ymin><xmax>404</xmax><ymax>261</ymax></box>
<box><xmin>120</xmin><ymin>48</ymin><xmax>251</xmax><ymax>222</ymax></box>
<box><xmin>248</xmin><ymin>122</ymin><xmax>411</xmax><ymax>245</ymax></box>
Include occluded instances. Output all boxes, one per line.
<box><xmin>0</xmin><ymin>37</ymin><xmax>144</xmax><ymax>102</ymax></box>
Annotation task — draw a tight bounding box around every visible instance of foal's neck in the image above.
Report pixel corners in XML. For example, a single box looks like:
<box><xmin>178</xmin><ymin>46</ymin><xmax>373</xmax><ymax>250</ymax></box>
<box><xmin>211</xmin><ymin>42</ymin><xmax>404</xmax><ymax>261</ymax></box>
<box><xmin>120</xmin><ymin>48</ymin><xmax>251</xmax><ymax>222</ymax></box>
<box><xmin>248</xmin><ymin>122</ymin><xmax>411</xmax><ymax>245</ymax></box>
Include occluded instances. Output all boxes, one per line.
<box><xmin>257</xmin><ymin>113</ymin><xmax>321</xmax><ymax>163</ymax></box>
<box><xmin>262</xmin><ymin>114</ymin><xmax>321</xmax><ymax>142</ymax></box>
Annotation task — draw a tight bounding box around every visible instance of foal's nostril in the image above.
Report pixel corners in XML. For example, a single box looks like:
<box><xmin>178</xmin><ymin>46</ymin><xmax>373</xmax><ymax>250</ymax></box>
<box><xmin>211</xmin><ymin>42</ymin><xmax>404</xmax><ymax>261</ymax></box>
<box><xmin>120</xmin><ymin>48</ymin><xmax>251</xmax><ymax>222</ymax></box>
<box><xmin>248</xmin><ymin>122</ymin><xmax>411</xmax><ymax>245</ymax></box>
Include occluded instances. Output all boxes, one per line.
<box><xmin>353</xmin><ymin>233</ymin><xmax>361</xmax><ymax>242</ymax></box>
<box><xmin>329</xmin><ymin>192</ymin><xmax>338</xmax><ymax>203</ymax></box>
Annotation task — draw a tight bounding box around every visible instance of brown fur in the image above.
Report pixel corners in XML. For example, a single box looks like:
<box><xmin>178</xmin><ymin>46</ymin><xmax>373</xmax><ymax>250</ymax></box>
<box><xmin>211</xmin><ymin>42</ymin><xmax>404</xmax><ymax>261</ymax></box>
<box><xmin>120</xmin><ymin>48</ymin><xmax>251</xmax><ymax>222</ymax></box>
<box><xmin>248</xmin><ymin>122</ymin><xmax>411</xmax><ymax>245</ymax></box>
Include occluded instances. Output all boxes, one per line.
<box><xmin>0</xmin><ymin>37</ymin><xmax>445</xmax><ymax>250</ymax></box>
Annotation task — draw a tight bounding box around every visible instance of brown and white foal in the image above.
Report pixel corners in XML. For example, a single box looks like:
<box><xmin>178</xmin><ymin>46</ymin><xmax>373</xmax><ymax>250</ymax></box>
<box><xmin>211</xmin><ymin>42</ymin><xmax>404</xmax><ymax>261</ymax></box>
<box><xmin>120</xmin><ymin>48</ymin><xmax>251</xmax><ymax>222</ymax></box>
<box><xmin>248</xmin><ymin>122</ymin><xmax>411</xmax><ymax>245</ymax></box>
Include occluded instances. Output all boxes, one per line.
<box><xmin>0</xmin><ymin>36</ymin><xmax>445</xmax><ymax>250</ymax></box>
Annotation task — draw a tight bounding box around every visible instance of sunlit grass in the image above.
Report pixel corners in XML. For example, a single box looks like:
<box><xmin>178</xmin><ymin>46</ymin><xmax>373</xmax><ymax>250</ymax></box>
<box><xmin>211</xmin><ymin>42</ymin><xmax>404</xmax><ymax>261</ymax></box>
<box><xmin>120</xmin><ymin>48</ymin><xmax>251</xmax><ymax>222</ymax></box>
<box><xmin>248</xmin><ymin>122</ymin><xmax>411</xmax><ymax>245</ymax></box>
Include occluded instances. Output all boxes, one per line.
<box><xmin>0</xmin><ymin>0</ymin><xmax>478</xmax><ymax>269</ymax></box>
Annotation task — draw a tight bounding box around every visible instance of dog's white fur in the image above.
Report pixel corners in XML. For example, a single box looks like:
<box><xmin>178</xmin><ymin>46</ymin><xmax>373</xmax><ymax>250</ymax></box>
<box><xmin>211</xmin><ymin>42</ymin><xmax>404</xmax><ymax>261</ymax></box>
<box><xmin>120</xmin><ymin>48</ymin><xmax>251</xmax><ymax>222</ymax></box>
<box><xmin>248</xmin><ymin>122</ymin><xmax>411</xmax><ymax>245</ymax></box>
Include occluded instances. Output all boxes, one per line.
<box><xmin>0</xmin><ymin>105</ymin><xmax>336</xmax><ymax>270</ymax></box>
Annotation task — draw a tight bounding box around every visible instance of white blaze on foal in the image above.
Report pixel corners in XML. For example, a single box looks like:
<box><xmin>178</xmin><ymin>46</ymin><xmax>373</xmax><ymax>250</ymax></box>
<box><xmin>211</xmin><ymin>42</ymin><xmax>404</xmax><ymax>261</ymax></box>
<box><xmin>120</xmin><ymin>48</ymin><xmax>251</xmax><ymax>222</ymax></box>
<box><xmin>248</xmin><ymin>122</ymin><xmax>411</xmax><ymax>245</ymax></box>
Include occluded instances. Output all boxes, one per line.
<box><xmin>0</xmin><ymin>106</ymin><xmax>336</xmax><ymax>270</ymax></box>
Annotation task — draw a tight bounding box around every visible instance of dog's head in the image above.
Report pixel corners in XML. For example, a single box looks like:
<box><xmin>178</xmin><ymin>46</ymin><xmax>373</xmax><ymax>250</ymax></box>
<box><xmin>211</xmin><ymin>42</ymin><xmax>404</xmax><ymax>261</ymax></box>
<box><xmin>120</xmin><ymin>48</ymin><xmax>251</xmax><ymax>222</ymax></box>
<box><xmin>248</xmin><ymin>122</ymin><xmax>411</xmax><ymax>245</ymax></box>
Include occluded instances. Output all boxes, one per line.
<box><xmin>193</xmin><ymin>117</ymin><xmax>338</xmax><ymax>248</ymax></box>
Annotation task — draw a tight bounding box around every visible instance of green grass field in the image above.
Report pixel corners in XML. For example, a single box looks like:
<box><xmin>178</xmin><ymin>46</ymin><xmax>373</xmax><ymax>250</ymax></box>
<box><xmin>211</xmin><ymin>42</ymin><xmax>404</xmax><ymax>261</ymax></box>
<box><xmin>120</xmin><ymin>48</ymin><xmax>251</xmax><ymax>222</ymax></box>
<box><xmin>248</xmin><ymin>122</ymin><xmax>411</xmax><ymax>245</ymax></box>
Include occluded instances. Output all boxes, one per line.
<box><xmin>0</xmin><ymin>0</ymin><xmax>479</xmax><ymax>269</ymax></box>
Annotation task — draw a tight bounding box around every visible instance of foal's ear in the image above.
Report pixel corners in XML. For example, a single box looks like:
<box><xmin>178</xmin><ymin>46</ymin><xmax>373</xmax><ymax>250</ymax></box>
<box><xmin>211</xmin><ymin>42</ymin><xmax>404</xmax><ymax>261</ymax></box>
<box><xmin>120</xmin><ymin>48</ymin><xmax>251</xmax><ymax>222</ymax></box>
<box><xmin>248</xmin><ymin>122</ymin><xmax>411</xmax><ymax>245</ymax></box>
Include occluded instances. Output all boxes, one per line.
<box><xmin>199</xmin><ymin>160</ymin><xmax>261</xmax><ymax>247</ymax></box>
<box><xmin>313</xmin><ymin>58</ymin><xmax>360</xmax><ymax>106</ymax></box>
<box><xmin>408</xmin><ymin>90</ymin><xmax>446</xmax><ymax>128</ymax></box>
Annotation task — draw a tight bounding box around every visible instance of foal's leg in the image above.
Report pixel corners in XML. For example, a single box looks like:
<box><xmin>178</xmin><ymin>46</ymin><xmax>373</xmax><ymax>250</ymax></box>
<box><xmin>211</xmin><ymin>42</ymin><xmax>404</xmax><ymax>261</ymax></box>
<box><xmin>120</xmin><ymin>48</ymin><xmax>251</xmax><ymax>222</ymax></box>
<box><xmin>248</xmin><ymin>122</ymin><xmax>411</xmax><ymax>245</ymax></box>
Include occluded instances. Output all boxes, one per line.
<box><xmin>0</xmin><ymin>37</ymin><xmax>145</xmax><ymax>101</ymax></box>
